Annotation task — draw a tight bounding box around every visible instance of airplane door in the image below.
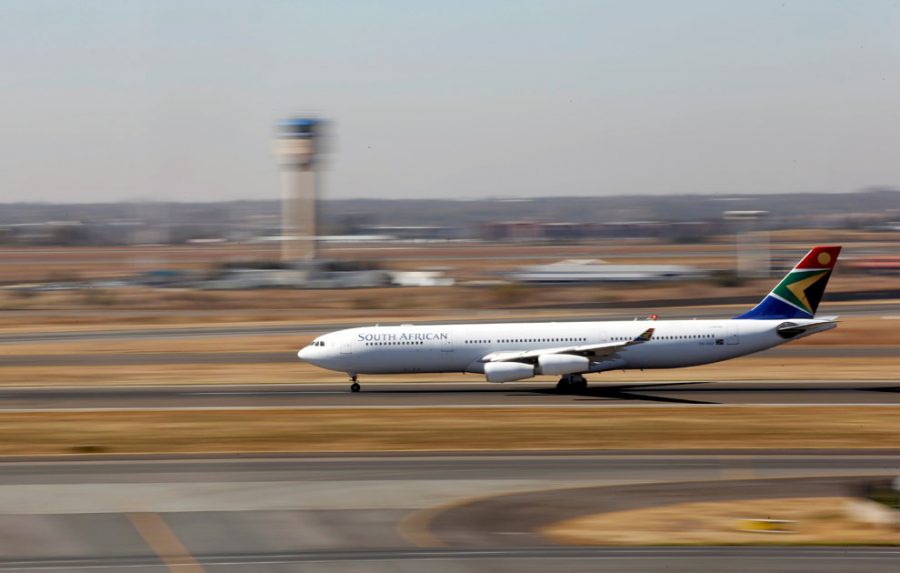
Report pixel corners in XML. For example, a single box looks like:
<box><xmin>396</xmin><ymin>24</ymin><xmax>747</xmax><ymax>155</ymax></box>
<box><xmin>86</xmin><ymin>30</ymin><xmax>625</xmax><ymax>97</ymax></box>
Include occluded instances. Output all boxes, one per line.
<box><xmin>341</xmin><ymin>341</ymin><xmax>352</xmax><ymax>354</ymax></box>
<box><xmin>726</xmin><ymin>324</ymin><xmax>739</xmax><ymax>345</ymax></box>
<box><xmin>441</xmin><ymin>339</ymin><xmax>453</xmax><ymax>352</ymax></box>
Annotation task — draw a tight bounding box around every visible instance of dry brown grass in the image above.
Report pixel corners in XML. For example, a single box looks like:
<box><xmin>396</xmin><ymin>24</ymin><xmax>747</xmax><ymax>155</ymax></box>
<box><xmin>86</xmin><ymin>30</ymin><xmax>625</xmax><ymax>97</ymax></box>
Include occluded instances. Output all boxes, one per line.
<box><xmin>0</xmin><ymin>406</ymin><xmax>898</xmax><ymax>455</ymax></box>
<box><xmin>0</xmin><ymin>363</ymin><xmax>326</xmax><ymax>386</ymax></box>
<box><xmin>3</xmin><ymin>335</ymin><xmax>305</xmax><ymax>355</ymax></box>
<box><xmin>3</xmin><ymin>233</ymin><xmax>900</xmax><ymax>323</ymax></box>
<box><xmin>1</xmin><ymin>316</ymin><xmax>897</xmax><ymax>358</ymax></box>
<box><xmin>1</xmin><ymin>271</ymin><xmax>898</xmax><ymax>333</ymax></box>
<box><xmin>542</xmin><ymin>497</ymin><xmax>900</xmax><ymax>546</ymax></box>
<box><xmin>0</xmin><ymin>240</ymin><xmax>728</xmax><ymax>280</ymax></box>
<box><xmin>7</xmin><ymin>274</ymin><xmax>897</xmax><ymax>312</ymax></box>
<box><xmin>0</xmin><ymin>303</ymin><xmax>607</xmax><ymax>332</ymax></box>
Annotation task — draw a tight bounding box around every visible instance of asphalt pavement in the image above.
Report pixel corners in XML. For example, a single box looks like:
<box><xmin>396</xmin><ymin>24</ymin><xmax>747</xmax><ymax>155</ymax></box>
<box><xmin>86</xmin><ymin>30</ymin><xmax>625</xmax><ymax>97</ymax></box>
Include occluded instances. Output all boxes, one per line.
<box><xmin>0</xmin><ymin>451</ymin><xmax>897</xmax><ymax>572</ymax></box>
<box><xmin>0</xmin><ymin>380</ymin><xmax>898</xmax><ymax>410</ymax></box>
<box><xmin>2</xmin><ymin>547</ymin><xmax>898</xmax><ymax>572</ymax></box>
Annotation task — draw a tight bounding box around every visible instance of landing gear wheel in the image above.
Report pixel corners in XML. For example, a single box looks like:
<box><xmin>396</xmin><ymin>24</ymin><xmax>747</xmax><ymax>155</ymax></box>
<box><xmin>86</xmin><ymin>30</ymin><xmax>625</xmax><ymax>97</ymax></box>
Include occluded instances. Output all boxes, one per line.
<box><xmin>556</xmin><ymin>374</ymin><xmax>588</xmax><ymax>393</ymax></box>
<box><xmin>350</xmin><ymin>382</ymin><xmax>361</xmax><ymax>393</ymax></box>
<box><xmin>571</xmin><ymin>374</ymin><xmax>588</xmax><ymax>392</ymax></box>
<box><xmin>556</xmin><ymin>375</ymin><xmax>574</xmax><ymax>393</ymax></box>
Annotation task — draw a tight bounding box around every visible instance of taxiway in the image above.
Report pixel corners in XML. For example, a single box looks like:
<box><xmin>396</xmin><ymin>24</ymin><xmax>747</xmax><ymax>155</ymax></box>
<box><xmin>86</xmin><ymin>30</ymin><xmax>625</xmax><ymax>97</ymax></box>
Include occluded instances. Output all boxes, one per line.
<box><xmin>0</xmin><ymin>451</ymin><xmax>897</xmax><ymax>572</ymax></box>
<box><xmin>0</xmin><ymin>380</ymin><xmax>898</xmax><ymax>411</ymax></box>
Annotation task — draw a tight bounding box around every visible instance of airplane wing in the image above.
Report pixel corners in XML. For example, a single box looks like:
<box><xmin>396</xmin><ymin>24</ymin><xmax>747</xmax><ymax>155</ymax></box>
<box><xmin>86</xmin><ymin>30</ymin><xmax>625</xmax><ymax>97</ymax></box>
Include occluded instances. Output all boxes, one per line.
<box><xmin>481</xmin><ymin>327</ymin><xmax>654</xmax><ymax>364</ymax></box>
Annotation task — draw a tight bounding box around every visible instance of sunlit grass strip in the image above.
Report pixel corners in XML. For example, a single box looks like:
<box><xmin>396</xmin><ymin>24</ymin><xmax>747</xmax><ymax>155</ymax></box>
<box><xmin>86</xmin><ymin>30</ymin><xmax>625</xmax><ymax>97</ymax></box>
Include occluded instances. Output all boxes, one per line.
<box><xmin>542</xmin><ymin>497</ymin><xmax>900</xmax><ymax>546</ymax></box>
<box><xmin>0</xmin><ymin>406</ymin><xmax>898</xmax><ymax>455</ymax></box>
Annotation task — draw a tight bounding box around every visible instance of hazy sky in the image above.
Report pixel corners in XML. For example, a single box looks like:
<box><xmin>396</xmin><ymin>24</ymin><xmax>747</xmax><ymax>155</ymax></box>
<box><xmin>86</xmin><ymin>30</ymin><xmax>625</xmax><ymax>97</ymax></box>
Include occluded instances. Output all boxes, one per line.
<box><xmin>2</xmin><ymin>1</ymin><xmax>900</xmax><ymax>202</ymax></box>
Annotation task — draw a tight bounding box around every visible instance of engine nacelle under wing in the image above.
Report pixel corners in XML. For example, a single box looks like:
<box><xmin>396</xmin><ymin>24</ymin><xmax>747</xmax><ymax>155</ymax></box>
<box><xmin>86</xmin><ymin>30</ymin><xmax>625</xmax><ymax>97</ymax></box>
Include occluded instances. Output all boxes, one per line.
<box><xmin>484</xmin><ymin>362</ymin><xmax>535</xmax><ymax>383</ymax></box>
<box><xmin>538</xmin><ymin>354</ymin><xmax>590</xmax><ymax>375</ymax></box>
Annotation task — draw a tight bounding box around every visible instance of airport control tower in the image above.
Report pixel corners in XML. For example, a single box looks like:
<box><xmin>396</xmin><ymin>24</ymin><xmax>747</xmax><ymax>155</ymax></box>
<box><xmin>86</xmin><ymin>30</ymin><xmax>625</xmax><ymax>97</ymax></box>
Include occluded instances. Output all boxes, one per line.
<box><xmin>275</xmin><ymin>117</ymin><xmax>322</xmax><ymax>263</ymax></box>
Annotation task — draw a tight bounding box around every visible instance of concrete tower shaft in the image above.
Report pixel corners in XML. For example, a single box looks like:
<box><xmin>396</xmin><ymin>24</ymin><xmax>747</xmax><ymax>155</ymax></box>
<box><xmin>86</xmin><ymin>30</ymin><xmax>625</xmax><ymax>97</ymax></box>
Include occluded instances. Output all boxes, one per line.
<box><xmin>275</xmin><ymin>118</ymin><xmax>321</xmax><ymax>263</ymax></box>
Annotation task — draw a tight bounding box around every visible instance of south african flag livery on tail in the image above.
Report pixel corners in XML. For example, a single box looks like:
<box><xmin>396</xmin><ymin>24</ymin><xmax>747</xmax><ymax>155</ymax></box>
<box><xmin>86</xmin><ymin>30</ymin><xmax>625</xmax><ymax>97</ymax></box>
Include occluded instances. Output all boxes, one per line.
<box><xmin>736</xmin><ymin>246</ymin><xmax>841</xmax><ymax>320</ymax></box>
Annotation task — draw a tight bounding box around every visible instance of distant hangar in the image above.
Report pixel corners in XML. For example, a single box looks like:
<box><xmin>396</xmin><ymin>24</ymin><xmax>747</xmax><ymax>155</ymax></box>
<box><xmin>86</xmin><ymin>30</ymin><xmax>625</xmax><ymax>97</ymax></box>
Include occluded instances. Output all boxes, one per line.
<box><xmin>509</xmin><ymin>259</ymin><xmax>708</xmax><ymax>284</ymax></box>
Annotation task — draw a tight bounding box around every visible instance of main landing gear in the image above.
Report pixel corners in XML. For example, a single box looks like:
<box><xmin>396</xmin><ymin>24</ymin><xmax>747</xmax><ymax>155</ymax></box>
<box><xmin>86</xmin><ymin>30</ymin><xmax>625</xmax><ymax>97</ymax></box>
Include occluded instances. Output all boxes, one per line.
<box><xmin>349</xmin><ymin>374</ymin><xmax>361</xmax><ymax>393</ymax></box>
<box><xmin>556</xmin><ymin>373</ymin><xmax>588</xmax><ymax>393</ymax></box>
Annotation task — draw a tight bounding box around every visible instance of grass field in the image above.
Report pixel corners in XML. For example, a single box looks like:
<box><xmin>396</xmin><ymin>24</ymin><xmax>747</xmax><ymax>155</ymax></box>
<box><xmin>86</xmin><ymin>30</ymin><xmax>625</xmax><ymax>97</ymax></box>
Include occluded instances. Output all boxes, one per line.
<box><xmin>542</xmin><ymin>497</ymin><xmax>900</xmax><ymax>545</ymax></box>
<box><xmin>3</xmin><ymin>233</ymin><xmax>900</xmax><ymax>327</ymax></box>
<box><xmin>0</xmin><ymin>406</ymin><xmax>897</xmax><ymax>455</ymax></box>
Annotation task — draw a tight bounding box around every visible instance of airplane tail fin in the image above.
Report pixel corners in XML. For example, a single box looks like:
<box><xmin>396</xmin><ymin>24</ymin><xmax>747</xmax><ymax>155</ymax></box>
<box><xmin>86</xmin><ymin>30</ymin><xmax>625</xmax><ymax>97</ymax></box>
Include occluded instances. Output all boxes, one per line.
<box><xmin>735</xmin><ymin>245</ymin><xmax>841</xmax><ymax>320</ymax></box>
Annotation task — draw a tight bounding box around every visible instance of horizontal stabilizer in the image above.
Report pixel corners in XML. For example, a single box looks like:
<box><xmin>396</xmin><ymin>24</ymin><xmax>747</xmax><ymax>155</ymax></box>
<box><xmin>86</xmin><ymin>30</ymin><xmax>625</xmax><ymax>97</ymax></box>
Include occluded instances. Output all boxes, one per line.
<box><xmin>776</xmin><ymin>319</ymin><xmax>838</xmax><ymax>340</ymax></box>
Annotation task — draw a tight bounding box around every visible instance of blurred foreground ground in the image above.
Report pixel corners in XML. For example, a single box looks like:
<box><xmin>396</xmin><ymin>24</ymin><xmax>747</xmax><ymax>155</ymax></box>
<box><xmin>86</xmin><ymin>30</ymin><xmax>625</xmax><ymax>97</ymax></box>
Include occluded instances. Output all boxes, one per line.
<box><xmin>543</xmin><ymin>497</ymin><xmax>898</xmax><ymax>545</ymax></box>
<box><xmin>1</xmin><ymin>238</ymin><xmax>899</xmax><ymax>565</ymax></box>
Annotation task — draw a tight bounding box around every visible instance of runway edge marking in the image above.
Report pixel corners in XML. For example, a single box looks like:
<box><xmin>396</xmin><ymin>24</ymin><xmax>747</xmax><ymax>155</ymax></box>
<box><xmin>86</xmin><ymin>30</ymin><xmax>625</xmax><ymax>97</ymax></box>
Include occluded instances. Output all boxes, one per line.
<box><xmin>126</xmin><ymin>511</ymin><xmax>205</xmax><ymax>573</ymax></box>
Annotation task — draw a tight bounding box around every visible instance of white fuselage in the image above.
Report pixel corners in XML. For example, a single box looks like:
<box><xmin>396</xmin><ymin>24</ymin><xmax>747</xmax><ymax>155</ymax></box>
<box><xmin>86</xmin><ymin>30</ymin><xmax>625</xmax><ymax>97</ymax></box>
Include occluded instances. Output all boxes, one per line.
<box><xmin>298</xmin><ymin>318</ymin><xmax>833</xmax><ymax>378</ymax></box>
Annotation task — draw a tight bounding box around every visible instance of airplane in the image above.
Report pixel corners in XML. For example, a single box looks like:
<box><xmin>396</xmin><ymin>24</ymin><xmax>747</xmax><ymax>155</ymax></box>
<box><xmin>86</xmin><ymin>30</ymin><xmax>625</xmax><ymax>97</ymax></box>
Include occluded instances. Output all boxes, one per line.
<box><xmin>299</xmin><ymin>245</ymin><xmax>842</xmax><ymax>393</ymax></box>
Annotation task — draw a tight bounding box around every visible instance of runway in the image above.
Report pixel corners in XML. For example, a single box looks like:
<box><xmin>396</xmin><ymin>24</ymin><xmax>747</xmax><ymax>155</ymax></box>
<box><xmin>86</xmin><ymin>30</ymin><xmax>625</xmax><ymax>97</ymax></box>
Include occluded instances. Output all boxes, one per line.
<box><xmin>2</xmin><ymin>547</ymin><xmax>898</xmax><ymax>572</ymax></box>
<box><xmin>0</xmin><ymin>380</ymin><xmax>898</xmax><ymax>410</ymax></box>
<box><xmin>0</xmin><ymin>451</ymin><xmax>897</xmax><ymax>572</ymax></box>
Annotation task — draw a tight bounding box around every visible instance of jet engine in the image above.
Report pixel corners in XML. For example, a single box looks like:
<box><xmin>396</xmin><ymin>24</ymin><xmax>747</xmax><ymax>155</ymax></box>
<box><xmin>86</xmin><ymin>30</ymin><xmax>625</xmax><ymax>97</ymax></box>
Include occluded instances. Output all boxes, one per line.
<box><xmin>538</xmin><ymin>354</ymin><xmax>589</xmax><ymax>375</ymax></box>
<box><xmin>484</xmin><ymin>362</ymin><xmax>535</xmax><ymax>383</ymax></box>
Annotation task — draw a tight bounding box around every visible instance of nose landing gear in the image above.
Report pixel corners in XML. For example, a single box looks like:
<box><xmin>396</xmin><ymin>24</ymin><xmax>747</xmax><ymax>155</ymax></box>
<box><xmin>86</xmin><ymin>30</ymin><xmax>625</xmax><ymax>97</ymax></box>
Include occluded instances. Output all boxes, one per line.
<box><xmin>349</xmin><ymin>374</ymin><xmax>360</xmax><ymax>393</ymax></box>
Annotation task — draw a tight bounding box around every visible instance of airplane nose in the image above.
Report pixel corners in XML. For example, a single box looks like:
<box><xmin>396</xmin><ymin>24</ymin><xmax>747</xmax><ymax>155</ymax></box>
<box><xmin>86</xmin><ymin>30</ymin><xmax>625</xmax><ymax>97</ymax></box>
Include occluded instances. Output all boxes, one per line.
<box><xmin>298</xmin><ymin>347</ymin><xmax>310</xmax><ymax>361</ymax></box>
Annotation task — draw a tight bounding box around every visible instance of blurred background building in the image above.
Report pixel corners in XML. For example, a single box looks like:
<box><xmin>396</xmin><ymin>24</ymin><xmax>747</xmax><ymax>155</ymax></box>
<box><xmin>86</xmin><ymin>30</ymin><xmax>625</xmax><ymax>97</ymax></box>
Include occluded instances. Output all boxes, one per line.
<box><xmin>3</xmin><ymin>188</ymin><xmax>899</xmax><ymax>249</ymax></box>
